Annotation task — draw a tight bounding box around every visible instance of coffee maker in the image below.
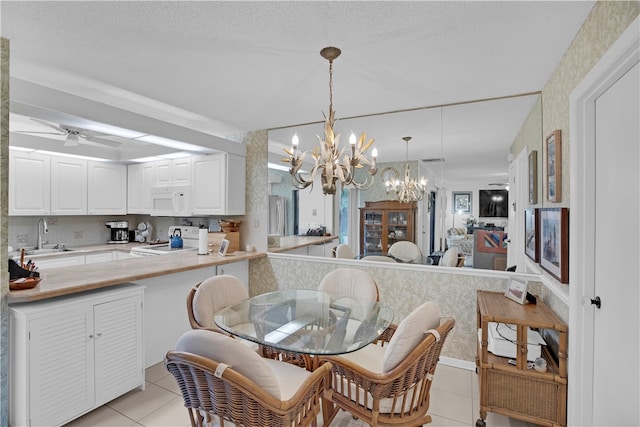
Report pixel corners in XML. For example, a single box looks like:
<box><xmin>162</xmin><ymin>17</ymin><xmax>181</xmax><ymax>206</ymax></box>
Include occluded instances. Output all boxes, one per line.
<box><xmin>105</xmin><ymin>220</ymin><xmax>130</xmax><ymax>244</ymax></box>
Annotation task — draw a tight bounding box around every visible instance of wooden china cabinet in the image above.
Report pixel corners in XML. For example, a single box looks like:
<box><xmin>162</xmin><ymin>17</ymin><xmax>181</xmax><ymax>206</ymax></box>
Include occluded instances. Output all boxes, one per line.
<box><xmin>359</xmin><ymin>200</ymin><xmax>416</xmax><ymax>256</ymax></box>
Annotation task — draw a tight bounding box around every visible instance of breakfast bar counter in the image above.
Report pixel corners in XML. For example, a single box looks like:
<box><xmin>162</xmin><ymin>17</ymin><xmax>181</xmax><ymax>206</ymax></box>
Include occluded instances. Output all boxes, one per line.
<box><xmin>267</xmin><ymin>235</ymin><xmax>339</xmax><ymax>254</ymax></box>
<box><xmin>8</xmin><ymin>249</ymin><xmax>266</xmax><ymax>303</ymax></box>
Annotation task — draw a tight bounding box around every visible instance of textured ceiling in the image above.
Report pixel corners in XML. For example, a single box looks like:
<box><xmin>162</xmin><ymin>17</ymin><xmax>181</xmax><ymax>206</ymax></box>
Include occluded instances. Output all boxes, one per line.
<box><xmin>1</xmin><ymin>1</ymin><xmax>595</xmax><ymax>181</ymax></box>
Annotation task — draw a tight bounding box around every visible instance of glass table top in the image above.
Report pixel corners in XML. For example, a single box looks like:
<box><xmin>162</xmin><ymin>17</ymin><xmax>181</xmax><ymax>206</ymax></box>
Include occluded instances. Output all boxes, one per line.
<box><xmin>214</xmin><ymin>289</ymin><xmax>394</xmax><ymax>355</ymax></box>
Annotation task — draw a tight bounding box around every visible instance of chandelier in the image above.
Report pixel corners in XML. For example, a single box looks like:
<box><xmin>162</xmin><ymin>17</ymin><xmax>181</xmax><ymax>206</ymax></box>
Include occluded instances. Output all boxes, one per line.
<box><xmin>284</xmin><ymin>46</ymin><xmax>378</xmax><ymax>195</ymax></box>
<box><xmin>385</xmin><ymin>136</ymin><xmax>427</xmax><ymax>203</ymax></box>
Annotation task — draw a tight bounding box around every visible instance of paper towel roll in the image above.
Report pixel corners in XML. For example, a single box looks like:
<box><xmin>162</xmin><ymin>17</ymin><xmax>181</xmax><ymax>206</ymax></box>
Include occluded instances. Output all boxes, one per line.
<box><xmin>198</xmin><ymin>228</ymin><xmax>209</xmax><ymax>255</ymax></box>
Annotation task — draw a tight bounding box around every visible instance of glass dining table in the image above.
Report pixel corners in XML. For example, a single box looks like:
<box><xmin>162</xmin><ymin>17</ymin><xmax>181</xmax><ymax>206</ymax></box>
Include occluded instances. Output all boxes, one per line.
<box><xmin>214</xmin><ymin>289</ymin><xmax>394</xmax><ymax>369</ymax></box>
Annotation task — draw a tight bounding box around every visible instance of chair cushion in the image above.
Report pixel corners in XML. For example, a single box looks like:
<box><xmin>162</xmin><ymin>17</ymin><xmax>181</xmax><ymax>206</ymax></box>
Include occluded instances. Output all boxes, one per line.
<box><xmin>382</xmin><ymin>302</ymin><xmax>441</xmax><ymax>372</ymax></box>
<box><xmin>176</xmin><ymin>329</ymin><xmax>282</xmax><ymax>399</ymax></box>
<box><xmin>388</xmin><ymin>241</ymin><xmax>422</xmax><ymax>263</ymax></box>
<box><xmin>438</xmin><ymin>248</ymin><xmax>460</xmax><ymax>267</ymax></box>
<box><xmin>263</xmin><ymin>358</ymin><xmax>312</xmax><ymax>401</ymax></box>
<box><xmin>335</xmin><ymin>244</ymin><xmax>355</xmax><ymax>259</ymax></box>
<box><xmin>192</xmin><ymin>275</ymin><xmax>249</xmax><ymax>328</ymax></box>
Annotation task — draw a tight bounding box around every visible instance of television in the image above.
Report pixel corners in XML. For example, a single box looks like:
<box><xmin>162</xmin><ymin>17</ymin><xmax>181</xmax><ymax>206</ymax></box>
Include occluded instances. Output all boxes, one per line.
<box><xmin>478</xmin><ymin>189</ymin><xmax>509</xmax><ymax>218</ymax></box>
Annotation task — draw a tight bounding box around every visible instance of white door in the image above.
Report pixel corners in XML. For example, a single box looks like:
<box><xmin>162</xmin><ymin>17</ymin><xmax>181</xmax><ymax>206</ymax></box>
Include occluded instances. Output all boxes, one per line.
<box><xmin>569</xmin><ymin>18</ymin><xmax>639</xmax><ymax>426</ymax></box>
<box><xmin>592</xmin><ymin>60</ymin><xmax>639</xmax><ymax>426</ymax></box>
<box><xmin>507</xmin><ymin>149</ymin><xmax>527</xmax><ymax>270</ymax></box>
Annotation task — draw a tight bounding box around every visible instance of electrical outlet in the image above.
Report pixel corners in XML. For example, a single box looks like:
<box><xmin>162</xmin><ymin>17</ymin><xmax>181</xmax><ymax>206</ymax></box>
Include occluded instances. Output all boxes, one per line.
<box><xmin>312</xmin><ymin>209</ymin><xmax>317</xmax><ymax>216</ymax></box>
<box><xmin>74</xmin><ymin>231</ymin><xmax>83</xmax><ymax>239</ymax></box>
<box><xmin>17</xmin><ymin>234</ymin><xmax>28</xmax><ymax>243</ymax></box>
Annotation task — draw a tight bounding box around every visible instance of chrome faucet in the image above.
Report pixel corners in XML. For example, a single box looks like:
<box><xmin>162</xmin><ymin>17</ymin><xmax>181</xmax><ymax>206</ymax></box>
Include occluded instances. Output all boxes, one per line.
<box><xmin>37</xmin><ymin>218</ymin><xmax>48</xmax><ymax>250</ymax></box>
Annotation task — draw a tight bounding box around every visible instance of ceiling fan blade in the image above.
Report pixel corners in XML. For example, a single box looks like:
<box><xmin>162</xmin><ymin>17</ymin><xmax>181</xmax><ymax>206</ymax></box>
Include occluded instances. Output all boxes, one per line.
<box><xmin>14</xmin><ymin>130</ymin><xmax>66</xmax><ymax>136</ymax></box>
<box><xmin>30</xmin><ymin>118</ymin><xmax>67</xmax><ymax>134</ymax></box>
<box><xmin>82</xmin><ymin>135</ymin><xmax>122</xmax><ymax>147</ymax></box>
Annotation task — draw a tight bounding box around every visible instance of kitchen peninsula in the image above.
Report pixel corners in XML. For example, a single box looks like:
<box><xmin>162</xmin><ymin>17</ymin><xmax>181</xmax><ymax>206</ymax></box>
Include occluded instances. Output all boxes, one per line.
<box><xmin>267</xmin><ymin>234</ymin><xmax>339</xmax><ymax>255</ymax></box>
<box><xmin>8</xmin><ymin>245</ymin><xmax>266</xmax><ymax>303</ymax></box>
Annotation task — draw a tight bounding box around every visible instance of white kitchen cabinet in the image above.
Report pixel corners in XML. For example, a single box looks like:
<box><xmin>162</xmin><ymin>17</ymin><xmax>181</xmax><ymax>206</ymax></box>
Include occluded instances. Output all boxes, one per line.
<box><xmin>192</xmin><ymin>153</ymin><xmax>246</xmax><ymax>215</ymax></box>
<box><xmin>87</xmin><ymin>161</ymin><xmax>127</xmax><ymax>215</ymax></box>
<box><xmin>154</xmin><ymin>157</ymin><xmax>191</xmax><ymax>186</ymax></box>
<box><xmin>307</xmin><ymin>241</ymin><xmax>335</xmax><ymax>257</ymax></box>
<box><xmin>50</xmin><ymin>155</ymin><xmax>88</xmax><ymax>215</ymax></box>
<box><xmin>9</xmin><ymin>285</ymin><xmax>144</xmax><ymax>427</ymax></box>
<box><xmin>35</xmin><ymin>255</ymin><xmax>86</xmax><ymax>270</ymax></box>
<box><xmin>85</xmin><ymin>252</ymin><xmax>113</xmax><ymax>264</ymax></box>
<box><xmin>216</xmin><ymin>260</ymin><xmax>249</xmax><ymax>290</ymax></box>
<box><xmin>9</xmin><ymin>150</ymin><xmax>51</xmax><ymax>216</ymax></box>
<box><xmin>127</xmin><ymin>162</ymin><xmax>155</xmax><ymax>214</ymax></box>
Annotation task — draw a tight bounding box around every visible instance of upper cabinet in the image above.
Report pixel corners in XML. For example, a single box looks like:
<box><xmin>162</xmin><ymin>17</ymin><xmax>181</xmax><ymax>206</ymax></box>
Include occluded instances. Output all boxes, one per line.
<box><xmin>154</xmin><ymin>158</ymin><xmax>191</xmax><ymax>186</ymax></box>
<box><xmin>191</xmin><ymin>153</ymin><xmax>246</xmax><ymax>216</ymax></box>
<box><xmin>127</xmin><ymin>162</ymin><xmax>155</xmax><ymax>214</ymax></box>
<box><xmin>87</xmin><ymin>162</ymin><xmax>127</xmax><ymax>215</ymax></box>
<box><xmin>50</xmin><ymin>156</ymin><xmax>88</xmax><ymax>215</ymax></box>
<box><xmin>9</xmin><ymin>151</ymin><xmax>51</xmax><ymax>216</ymax></box>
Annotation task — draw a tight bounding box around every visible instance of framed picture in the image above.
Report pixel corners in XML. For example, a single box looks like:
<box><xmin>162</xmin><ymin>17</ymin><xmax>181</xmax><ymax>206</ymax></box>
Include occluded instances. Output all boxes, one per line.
<box><xmin>546</xmin><ymin>130</ymin><xmax>562</xmax><ymax>202</ymax></box>
<box><xmin>528</xmin><ymin>151</ymin><xmax>538</xmax><ymax>204</ymax></box>
<box><xmin>452</xmin><ymin>191</ymin><xmax>472</xmax><ymax>214</ymax></box>
<box><xmin>505</xmin><ymin>278</ymin><xmax>528</xmax><ymax>305</ymax></box>
<box><xmin>218</xmin><ymin>239</ymin><xmax>231</xmax><ymax>256</ymax></box>
<box><xmin>524</xmin><ymin>208</ymin><xmax>539</xmax><ymax>262</ymax></box>
<box><xmin>540</xmin><ymin>208</ymin><xmax>569</xmax><ymax>283</ymax></box>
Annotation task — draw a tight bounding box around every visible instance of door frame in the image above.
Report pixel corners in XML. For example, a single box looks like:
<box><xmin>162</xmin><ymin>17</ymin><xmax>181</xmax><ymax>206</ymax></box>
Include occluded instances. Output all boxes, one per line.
<box><xmin>568</xmin><ymin>16</ymin><xmax>639</xmax><ymax>426</ymax></box>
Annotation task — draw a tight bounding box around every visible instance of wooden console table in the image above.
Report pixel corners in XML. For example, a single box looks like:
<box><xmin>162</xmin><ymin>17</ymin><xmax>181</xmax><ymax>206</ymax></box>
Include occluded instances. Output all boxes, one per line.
<box><xmin>476</xmin><ymin>290</ymin><xmax>568</xmax><ymax>427</ymax></box>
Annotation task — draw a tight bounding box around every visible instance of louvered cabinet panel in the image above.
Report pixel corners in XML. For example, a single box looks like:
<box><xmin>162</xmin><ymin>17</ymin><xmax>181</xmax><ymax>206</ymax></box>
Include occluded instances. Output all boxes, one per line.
<box><xmin>94</xmin><ymin>295</ymin><xmax>144</xmax><ymax>406</ymax></box>
<box><xmin>29</xmin><ymin>307</ymin><xmax>95</xmax><ymax>426</ymax></box>
<box><xmin>9</xmin><ymin>285</ymin><xmax>145</xmax><ymax>427</ymax></box>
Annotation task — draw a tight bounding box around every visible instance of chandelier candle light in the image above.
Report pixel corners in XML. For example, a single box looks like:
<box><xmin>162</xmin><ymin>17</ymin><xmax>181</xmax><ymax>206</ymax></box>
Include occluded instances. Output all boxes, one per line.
<box><xmin>284</xmin><ymin>46</ymin><xmax>378</xmax><ymax>195</ymax></box>
<box><xmin>386</xmin><ymin>136</ymin><xmax>427</xmax><ymax>203</ymax></box>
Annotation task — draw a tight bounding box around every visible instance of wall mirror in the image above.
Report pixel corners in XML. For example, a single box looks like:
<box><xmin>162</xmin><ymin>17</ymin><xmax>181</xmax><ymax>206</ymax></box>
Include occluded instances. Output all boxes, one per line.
<box><xmin>268</xmin><ymin>93</ymin><xmax>541</xmax><ymax>270</ymax></box>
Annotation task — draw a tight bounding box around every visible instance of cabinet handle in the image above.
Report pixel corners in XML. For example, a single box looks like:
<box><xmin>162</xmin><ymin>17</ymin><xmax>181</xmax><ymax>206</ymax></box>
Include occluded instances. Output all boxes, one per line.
<box><xmin>97</xmin><ymin>332</ymin><xmax>103</xmax><ymax>337</ymax></box>
<box><xmin>88</xmin><ymin>334</ymin><xmax>94</xmax><ymax>339</ymax></box>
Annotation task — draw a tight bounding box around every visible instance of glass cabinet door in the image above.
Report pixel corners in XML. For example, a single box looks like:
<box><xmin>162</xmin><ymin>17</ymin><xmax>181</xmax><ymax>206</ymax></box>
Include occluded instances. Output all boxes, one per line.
<box><xmin>363</xmin><ymin>210</ymin><xmax>383</xmax><ymax>255</ymax></box>
<box><xmin>387</xmin><ymin>211</ymin><xmax>410</xmax><ymax>247</ymax></box>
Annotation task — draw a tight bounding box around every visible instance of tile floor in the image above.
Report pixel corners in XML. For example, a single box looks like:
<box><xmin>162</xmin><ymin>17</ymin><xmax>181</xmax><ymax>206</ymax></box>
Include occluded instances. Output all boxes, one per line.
<box><xmin>65</xmin><ymin>363</ymin><xmax>540</xmax><ymax>427</ymax></box>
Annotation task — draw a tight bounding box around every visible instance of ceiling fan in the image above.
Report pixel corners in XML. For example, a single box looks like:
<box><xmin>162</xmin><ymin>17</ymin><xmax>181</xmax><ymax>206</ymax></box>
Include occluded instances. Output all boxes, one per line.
<box><xmin>14</xmin><ymin>118</ymin><xmax>122</xmax><ymax>148</ymax></box>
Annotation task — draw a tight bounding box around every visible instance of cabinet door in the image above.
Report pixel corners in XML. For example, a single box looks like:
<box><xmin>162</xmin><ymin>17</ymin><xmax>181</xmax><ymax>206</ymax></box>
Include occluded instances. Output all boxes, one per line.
<box><xmin>172</xmin><ymin>157</ymin><xmax>192</xmax><ymax>185</ymax></box>
<box><xmin>88</xmin><ymin>162</ymin><xmax>127</xmax><ymax>214</ymax></box>
<box><xmin>94</xmin><ymin>294</ymin><xmax>144</xmax><ymax>406</ymax></box>
<box><xmin>29</xmin><ymin>305</ymin><xmax>94</xmax><ymax>426</ymax></box>
<box><xmin>361</xmin><ymin>210</ymin><xmax>384</xmax><ymax>255</ymax></box>
<box><xmin>192</xmin><ymin>154</ymin><xmax>225</xmax><ymax>215</ymax></box>
<box><xmin>9</xmin><ymin>150</ymin><xmax>51</xmax><ymax>216</ymax></box>
<box><xmin>141</xmin><ymin>162</ymin><xmax>156</xmax><ymax>212</ymax></box>
<box><xmin>127</xmin><ymin>163</ymin><xmax>142</xmax><ymax>213</ymax></box>
<box><xmin>51</xmin><ymin>155</ymin><xmax>88</xmax><ymax>215</ymax></box>
<box><xmin>216</xmin><ymin>260</ymin><xmax>249</xmax><ymax>290</ymax></box>
<box><xmin>36</xmin><ymin>255</ymin><xmax>86</xmax><ymax>270</ymax></box>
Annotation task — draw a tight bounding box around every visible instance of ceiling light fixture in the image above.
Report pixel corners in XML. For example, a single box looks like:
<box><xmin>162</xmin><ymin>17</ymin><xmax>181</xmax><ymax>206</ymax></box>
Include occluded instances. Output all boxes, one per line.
<box><xmin>385</xmin><ymin>136</ymin><xmax>427</xmax><ymax>203</ymax></box>
<box><xmin>284</xmin><ymin>46</ymin><xmax>378</xmax><ymax>195</ymax></box>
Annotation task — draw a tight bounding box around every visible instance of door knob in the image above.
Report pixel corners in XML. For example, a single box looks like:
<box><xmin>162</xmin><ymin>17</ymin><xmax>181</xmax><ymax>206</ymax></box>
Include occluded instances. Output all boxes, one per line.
<box><xmin>590</xmin><ymin>296</ymin><xmax>602</xmax><ymax>309</ymax></box>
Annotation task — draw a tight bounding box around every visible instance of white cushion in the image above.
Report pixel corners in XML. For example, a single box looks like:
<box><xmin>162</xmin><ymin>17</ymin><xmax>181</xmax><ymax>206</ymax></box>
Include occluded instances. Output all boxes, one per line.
<box><xmin>319</xmin><ymin>268</ymin><xmax>378</xmax><ymax>320</ymax></box>
<box><xmin>176</xmin><ymin>329</ymin><xmax>282</xmax><ymax>399</ymax></box>
<box><xmin>383</xmin><ymin>302</ymin><xmax>441</xmax><ymax>372</ymax></box>
<box><xmin>192</xmin><ymin>275</ymin><xmax>248</xmax><ymax>328</ymax></box>
<box><xmin>438</xmin><ymin>248</ymin><xmax>459</xmax><ymax>267</ymax></box>
<box><xmin>263</xmin><ymin>358</ymin><xmax>312</xmax><ymax>401</ymax></box>
<box><xmin>388</xmin><ymin>241</ymin><xmax>422</xmax><ymax>263</ymax></box>
<box><xmin>335</xmin><ymin>244</ymin><xmax>355</xmax><ymax>259</ymax></box>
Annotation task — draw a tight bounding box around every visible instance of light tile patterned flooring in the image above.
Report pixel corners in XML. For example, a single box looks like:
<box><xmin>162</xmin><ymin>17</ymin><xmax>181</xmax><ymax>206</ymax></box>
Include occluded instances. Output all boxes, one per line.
<box><xmin>65</xmin><ymin>363</ymin><xmax>540</xmax><ymax>427</ymax></box>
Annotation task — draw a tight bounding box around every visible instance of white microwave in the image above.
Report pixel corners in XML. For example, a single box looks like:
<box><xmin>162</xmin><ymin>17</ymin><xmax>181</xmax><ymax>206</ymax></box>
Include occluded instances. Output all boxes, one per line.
<box><xmin>150</xmin><ymin>185</ymin><xmax>192</xmax><ymax>216</ymax></box>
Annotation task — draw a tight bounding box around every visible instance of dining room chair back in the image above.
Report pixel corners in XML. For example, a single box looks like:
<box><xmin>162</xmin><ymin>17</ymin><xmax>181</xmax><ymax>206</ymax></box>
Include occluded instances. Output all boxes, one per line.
<box><xmin>360</xmin><ymin>255</ymin><xmax>397</xmax><ymax>263</ymax></box>
<box><xmin>334</xmin><ymin>244</ymin><xmax>356</xmax><ymax>259</ymax></box>
<box><xmin>388</xmin><ymin>241</ymin><xmax>423</xmax><ymax>263</ymax></box>
<box><xmin>318</xmin><ymin>268</ymin><xmax>379</xmax><ymax>321</ymax></box>
<box><xmin>166</xmin><ymin>329</ymin><xmax>331</xmax><ymax>427</ymax></box>
<box><xmin>320</xmin><ymin>301</ymin><xmax>455</xmax><ymax>427</ymax></box>
<box><xmin>187</xmin><ymin>275</ymin><xmax>249</xmax><ymax>332</ymax></box>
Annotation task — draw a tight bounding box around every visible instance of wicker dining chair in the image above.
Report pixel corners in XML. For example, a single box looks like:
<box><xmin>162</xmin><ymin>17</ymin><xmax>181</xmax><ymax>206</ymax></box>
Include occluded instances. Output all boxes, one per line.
<box><xmin>186</xmin><ymin>274</ymin><xmax>249</xmax><ymax>332</ymax></box>
<box><xmin>319</xmin><ymin>302</ymin><xmax>455</xmax><ymax>427</ymax></box>
<box><xmin>166</xmin><ymin>329</ymin><xmax>332</xmax><ymax>427</ymax></box>
<box><xmin>388</xmin><ymin>241</ymin><xmax>423</xmax><ymax>263</ymax></box>
<box><xmin>188</xmin><ymin>275</ymin><xmax>308</xmax><ymax>368</ymax></box>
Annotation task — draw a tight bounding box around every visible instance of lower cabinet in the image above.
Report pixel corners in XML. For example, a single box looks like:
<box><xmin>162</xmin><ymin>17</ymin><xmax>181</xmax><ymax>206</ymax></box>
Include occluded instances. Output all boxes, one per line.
<box><xmin>9</xmin><ymin>285</ymin><xmax>145</xmax><ymax>427</ymax></box>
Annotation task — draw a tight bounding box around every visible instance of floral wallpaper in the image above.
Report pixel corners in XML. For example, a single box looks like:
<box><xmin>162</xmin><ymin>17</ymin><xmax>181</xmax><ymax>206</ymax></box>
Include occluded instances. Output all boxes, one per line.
<box><xmin>250</xmin><ymin>255</ymin><xmax>548</xmax><ymax>363</ymax></box>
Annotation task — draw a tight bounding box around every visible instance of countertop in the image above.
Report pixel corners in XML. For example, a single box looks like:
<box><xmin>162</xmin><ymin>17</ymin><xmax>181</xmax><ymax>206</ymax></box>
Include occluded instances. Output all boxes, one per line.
<box><xmin>267</xmin><ymin>235</ymin><xmax>339</xmax><ymax>253</ymax></box>
<box><xmin>8</xmin><ymin>243</ymin><xmax>266</xmax><ymax>304</ymax></box>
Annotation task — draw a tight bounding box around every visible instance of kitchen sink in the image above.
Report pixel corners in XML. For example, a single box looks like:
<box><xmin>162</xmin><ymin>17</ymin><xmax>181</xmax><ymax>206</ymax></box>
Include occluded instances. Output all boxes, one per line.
<box><xmin>24</xmin><ymin>248</ymin><xmax>75</xmax><ymax>255</ymax></box>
